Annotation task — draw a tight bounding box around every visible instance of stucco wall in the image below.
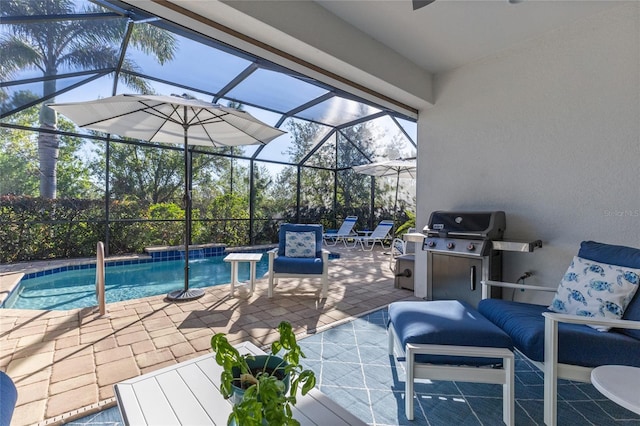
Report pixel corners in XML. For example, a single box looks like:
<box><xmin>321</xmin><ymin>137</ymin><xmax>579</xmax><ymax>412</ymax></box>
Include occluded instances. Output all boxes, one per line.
<box><xmin>414</xmin><ymin>3</ymin><xmax>640</xmax><ymax>302</ymax></box>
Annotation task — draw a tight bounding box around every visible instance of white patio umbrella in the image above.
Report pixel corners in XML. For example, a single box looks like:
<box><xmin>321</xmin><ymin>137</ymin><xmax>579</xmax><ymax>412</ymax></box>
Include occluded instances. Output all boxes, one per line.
<box><xmin>352</xmin><ymin>157</ymin><xmax>417</xmax><ymax>229</ymax></box>
<box><xmin>50</xmin><ymin>94</ymin><xmax>285</xmax><ymax>301</ymax></box>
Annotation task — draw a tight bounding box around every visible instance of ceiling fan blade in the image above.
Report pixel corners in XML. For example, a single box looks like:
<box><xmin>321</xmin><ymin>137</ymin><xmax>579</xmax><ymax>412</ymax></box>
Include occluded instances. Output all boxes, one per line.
<box><xmin>412</xmin><ymin>0</ymin><xmax>436</xmax><ymax>10</ymax></box>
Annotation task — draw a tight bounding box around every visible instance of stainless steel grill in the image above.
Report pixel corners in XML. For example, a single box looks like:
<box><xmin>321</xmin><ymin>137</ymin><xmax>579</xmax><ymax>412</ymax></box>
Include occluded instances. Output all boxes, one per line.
<box><xmin>422</xmin><ymin>211</ymin><xmax>505</xmax><ymax>307</ymax></box>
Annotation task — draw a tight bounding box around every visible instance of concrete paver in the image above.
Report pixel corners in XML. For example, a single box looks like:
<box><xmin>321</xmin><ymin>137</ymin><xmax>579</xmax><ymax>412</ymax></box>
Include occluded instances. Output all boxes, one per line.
<box><xmin>0</xmin><ymin>245</ymin><xmax>418</xmax><ymax>425</ymax></box>
<box><xmin>46</xmin><ymin>384</ymin><xmax>98</xmax><ymax>419</ymax></box>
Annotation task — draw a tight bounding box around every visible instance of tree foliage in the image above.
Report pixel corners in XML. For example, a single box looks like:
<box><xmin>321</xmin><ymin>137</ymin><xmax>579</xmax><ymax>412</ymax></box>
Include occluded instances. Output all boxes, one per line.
<box><xmin>0</xmin><ymin>4</ymin><xmax>415</xmax><ymax>260</ymax></box>
<box><xmin>1</xmin><ymin>0</ymin><xmax>177</xmax><ymax>198</ymax></box>
<box><xmin>0</xmin><ymin>103</ymin><xmax>98</xmax><ymax>198</ymax></box>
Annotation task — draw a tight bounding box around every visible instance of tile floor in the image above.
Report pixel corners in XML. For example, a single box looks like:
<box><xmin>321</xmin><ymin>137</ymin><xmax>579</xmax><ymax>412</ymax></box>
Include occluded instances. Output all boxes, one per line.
<box><xmin>68</xmin><ymin>308</ymin><xmax>640</xmax><ymax>425</ymax></box>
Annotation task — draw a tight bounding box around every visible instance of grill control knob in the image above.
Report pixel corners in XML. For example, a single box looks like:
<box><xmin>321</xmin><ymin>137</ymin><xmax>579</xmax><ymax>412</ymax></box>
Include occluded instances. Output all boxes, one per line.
<box><xmin>427</xmin><ymin>240</ymin><xmax>436</xmax><ymax>248</ymax></box>
<box><xmin>467</xmin><ymin>243</ymin><xmax>476</xmax><ymax>251</ymax></box>
<box><xmin>447</xmin><ymin>242</ymin><xmax>455</xmax><ymax>249</ymax></box>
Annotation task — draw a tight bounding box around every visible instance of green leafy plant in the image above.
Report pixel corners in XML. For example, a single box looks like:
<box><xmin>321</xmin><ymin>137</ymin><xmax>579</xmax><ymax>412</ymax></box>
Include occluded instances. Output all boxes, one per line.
<box><xmin>211</xmin><ymin>321</ymin><xmax>316</xmax><ymax>426</ymax></box>
<box><xmin>395</xmin><ymin>210</ymin><xmax>416</xmax><ymax>236</ymax></box>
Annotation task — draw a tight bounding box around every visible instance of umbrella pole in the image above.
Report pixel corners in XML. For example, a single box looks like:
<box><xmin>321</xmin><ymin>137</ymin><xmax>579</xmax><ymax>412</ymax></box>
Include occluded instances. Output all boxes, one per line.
<box><xmin>393</xmin><ymin>171</ymin><xmax>400</xmax><ymax>235</ymax></box>
<box><xmin>184</xmin><ymin>129</ymin><xmax>190</xmax><ymax>292</ymax></box>
<box><xmin>167</xmin><ymin>116</ymin><xmax>204</xmax><ymax>301</ymax></box>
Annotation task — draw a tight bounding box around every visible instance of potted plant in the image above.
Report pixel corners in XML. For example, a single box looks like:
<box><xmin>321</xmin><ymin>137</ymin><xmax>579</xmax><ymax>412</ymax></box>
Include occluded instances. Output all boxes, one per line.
<box><xmin>210</xmin><ymin>321</ymin><xmax>316</xmax><ymax>426</ymax></box>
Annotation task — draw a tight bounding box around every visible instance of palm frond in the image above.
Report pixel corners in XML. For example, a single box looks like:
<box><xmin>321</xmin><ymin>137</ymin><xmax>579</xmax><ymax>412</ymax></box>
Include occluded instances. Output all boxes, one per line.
<box><xmin>129</xmin><ymin>24</ymin><xmax>177</xmax><ymax>64</ymax></box>
<box><xmin>0</xmin><ymin>35</ymin><xmax>43</xmax><ymax>79</ymax></box>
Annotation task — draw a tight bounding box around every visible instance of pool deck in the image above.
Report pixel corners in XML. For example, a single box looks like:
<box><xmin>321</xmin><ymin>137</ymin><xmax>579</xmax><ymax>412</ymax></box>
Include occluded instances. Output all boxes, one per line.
<box><xmin>0</xmin><ymin>245</ymin><xmax>419</xmax><ymax>425</ymax></box>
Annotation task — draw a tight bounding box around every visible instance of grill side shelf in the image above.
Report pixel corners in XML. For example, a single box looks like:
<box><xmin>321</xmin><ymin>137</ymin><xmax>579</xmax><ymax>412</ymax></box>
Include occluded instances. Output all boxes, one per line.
<box><xmin>492</xmin><ymin>240</ymin><xmax>542</xmax><ymax>252</ymax></box>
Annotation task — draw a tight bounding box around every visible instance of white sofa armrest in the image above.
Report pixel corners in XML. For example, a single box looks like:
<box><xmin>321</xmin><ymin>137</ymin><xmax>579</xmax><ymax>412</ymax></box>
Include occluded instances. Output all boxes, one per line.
<box><xmin>267</xmin><ymin>247</ymin><xmax>278</xmax><ymax>270</ymax></box>
<box><xmin>541</xmin><ymin>309</ymin><xmax>640</xmax><ymax>425</ymax></box>
<box><xmin>542</xmin><ymin>312</ymin><xmax>640</xmax><ymax>330</ymax></box>
<box><xmin>481</xmin><ymin>280</ymin><xmax>557</xmax><ymax>299</ymax></box>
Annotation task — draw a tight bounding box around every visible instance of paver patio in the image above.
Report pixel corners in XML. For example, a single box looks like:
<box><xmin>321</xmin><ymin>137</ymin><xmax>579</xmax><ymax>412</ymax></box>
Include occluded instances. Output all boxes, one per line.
<box><xmin>0</xmin><ymin>245</ymin><xmax>418</xmax><ymax>425</ymax></box>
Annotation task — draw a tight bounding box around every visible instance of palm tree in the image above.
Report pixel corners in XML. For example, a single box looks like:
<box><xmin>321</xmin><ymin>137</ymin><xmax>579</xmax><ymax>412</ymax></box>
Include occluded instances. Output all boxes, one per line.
<box><xmin>0</xmin><ymin>0</ymin><xmax>177</xmax><ymax>198</ymax></box>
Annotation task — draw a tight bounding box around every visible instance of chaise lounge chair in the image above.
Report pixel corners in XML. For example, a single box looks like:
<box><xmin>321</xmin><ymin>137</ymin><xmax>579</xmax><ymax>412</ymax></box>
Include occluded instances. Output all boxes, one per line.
<box><xmin>352</xmin><ymin>219</ymin><xmax>394</xmax><ymax>251</ymax></box>
<box><xmin>322</xmin><ymin>216</ymin><xmax>358</xmax><ymax>247</ymax></box>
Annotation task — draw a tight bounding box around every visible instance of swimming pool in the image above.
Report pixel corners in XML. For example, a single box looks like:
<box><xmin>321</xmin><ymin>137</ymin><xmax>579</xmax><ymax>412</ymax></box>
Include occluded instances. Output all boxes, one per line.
<box><xmin>3</xmin><ymin>255</ymin><xmax>270</xmax><ymax>311</ymax></box>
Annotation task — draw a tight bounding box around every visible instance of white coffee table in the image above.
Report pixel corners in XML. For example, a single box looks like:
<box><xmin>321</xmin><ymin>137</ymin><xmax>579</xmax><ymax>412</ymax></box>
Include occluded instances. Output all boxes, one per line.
<box><xmin>114</xmin><ymin>341</ymin><xmax>366</xmax><ymax>425</ymax></box>
<box><xmin>223</xmin><ymin>253</ymin><xmax>263</xmax><ymax>297</ymax></box>
<box><xmin>591</xmin><ymin>365</ymin><xmax>640</xmax><ymax>414</ymax></box>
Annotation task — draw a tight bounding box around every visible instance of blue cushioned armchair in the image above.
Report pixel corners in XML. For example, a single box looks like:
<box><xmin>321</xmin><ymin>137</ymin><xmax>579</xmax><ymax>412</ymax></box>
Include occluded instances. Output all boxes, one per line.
<box><xmin>479</xmin><ymin>241</ymin><xmax>640</xmax><ymax>426</ymax></box>
<box><xmin>267</xmin><ymin>224</ymin><xmax>330</xmax><ymax>298</ymax></box>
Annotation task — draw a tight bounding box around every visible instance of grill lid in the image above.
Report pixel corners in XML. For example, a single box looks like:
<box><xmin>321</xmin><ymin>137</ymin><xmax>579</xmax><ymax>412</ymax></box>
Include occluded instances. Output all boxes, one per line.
<box><xmin>424</xmin><ymin>211</ymin><xmax>506</xmax><ymax>240</ymax></box>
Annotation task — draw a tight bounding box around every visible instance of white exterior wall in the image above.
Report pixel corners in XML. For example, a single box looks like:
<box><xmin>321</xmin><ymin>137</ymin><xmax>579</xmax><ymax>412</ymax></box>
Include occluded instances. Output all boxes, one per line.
<box><xmin>414</xmin><ymin>3</ymin><xmax>640</xmax><ymax>302</ymax></box>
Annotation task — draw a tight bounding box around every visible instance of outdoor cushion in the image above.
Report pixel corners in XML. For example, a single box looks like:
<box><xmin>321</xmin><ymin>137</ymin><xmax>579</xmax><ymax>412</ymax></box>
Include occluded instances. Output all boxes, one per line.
<box><xmin>278</xmin><ymin>224</ymin><xmax>322</xmax><ymax>257</ymax></box>
<box><xmin>478</xmin><ymin>298</ymin><xmax>640</xmax><ymax>368</ymax></box>
<box><xmin>578</xmin><ymin>240</ymin><xmax>640</xmax><ymax>339</ymax></box>
<box><xmin>388</xmin><ymin>300</ymin><xmax>513</xmax><ymax>366</ymax></box>
<box><xmin>0</xmin><ymin>371</ymin><xmax>17</xmax><ymax>426</ymax></box>
<box><xmin>578</xmin><ymin>240</ymin><xmax>640</xmax><ymax>269</ymax></box>
<box><xmin>284</xmin><ymin>231</ymin><xmax>316</xmax><ymax>258</ymax></box>
<box><xmin>273</xmin><ymin>256</ymin><xmax>324</xmax><ymax>275</ymax></box>
<box><xmin>548</xmin><ymin>256</ymin><xmax>640</xmax><ymax>331</ymax></box>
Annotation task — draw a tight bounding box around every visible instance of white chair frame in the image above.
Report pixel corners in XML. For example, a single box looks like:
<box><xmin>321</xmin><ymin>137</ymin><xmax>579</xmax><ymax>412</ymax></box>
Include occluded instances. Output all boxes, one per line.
<box><xmin>267</xmin><ymin>248</ymin><xmax>330</xmax><ymax>298</ymax></box>
<box><xmin>388</xmin><ymin>228</ymin><xmax>416</xmax><ymax>271</ymax></box>
<box><xmin>388</xmin><ymin>322</ymin><xmax>515</xmax><ymax>425</ymax></box>
<box><xmin>482</xmin><ymin>280</ymin><xmax>640</xmax><ymax>426</ymax></box>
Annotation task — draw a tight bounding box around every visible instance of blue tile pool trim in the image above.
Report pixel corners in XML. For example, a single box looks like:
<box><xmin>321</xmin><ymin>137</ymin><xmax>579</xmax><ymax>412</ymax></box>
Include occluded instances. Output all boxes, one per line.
<box><xmin>17</xmin><ymin>246</ymin><xmax>245</xmax><ymax>282</ymax></box>
<box><xmin>146</xmin><ymin>245</ymin><xmax>226</xmax><ymax>261</ymax></box>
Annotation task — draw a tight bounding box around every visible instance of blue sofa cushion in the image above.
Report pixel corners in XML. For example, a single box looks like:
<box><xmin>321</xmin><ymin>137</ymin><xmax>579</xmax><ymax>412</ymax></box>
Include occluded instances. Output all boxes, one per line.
<box><xmin>478</xmin><ymin>298</ymin><xmax>640</xmax><ymax>368</ymax></box>
<box><xmin>578</xmin><ymin>241</ymin><xmax>640</xmax><ymax>339</ymax></box>
<box><xmin>622</xmin><ymin>291</ymin><xmax>640</xmax><ymax>339</ymax></box>
<box><xmin>273</xmin><ymin>256</ymin><xmax>324</xmax><ymax>275</ymax></box>
<box><xmin>0</xmin><ymin>371</ymin><xmax>17</xmax><ymax>426</ymax></box>
<box><xmin>388</xmin><ymin>300</ymin><xmax>513</xmax><ymax>366</ymax></box>
<box><xmin>278</xmin><ymin>224</ymin><xmax>323</xmax><ymax>257</ymax></box>
<box><xmin>578</xmin><ymin>241</ymin><xmax>640</xmax><ymax>269</ymax></box>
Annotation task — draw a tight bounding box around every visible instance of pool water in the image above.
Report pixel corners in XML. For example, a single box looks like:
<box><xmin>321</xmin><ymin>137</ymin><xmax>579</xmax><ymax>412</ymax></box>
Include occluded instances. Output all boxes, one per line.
<box><xmin>4</xmin><ymin>256</ymin><xmax>270</xmax><ymax>311</ymax></box>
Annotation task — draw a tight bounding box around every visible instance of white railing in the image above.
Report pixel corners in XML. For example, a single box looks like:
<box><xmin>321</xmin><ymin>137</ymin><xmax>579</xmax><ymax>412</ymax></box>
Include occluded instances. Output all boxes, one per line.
<box><xmin>95</xmin><ymin>241</ymin><xmax>108</xmax><ymax>317</ymax></box>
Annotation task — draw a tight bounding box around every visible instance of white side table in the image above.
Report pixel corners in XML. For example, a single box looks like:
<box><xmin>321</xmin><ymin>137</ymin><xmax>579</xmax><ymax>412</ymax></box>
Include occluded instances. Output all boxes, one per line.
<box><xmin>591</xmin><ymin>365</ymin><xmax>640</xmax><ymax>414</ymax></box>
<box><xmin>223</xmin><ymin>253</ymin><xmax>263</xmax><ymax>298</ymax></box>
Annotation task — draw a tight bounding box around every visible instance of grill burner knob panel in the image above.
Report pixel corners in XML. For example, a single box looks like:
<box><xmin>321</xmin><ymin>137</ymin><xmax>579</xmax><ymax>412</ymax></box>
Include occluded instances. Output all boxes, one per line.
<box><xmin>423</xmin><ymin>238</ymin><xmax>490</xmax><ymax>256</ymax></box>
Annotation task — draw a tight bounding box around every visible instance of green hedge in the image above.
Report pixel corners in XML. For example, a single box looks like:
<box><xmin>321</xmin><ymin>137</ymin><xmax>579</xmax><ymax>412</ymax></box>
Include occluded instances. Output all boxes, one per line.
<box><xmin>0</xmin><ymin>196</ymin><xmax>256</xmax><ymax>263</ymax></box>
<box><xmin>0</xmin><ymin>196</ymin><xmax>404</xmax><ymax>263</ymax></box>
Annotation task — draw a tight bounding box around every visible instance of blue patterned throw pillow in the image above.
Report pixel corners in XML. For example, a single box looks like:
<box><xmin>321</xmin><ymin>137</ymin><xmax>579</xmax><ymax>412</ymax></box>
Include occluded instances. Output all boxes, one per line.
<box><xmin>284</xmin><ymin>231</ymin><xmax>316</xmax><ymax>258</ymax></box>
<box><xmin>548</xmin><ymin>256</ymin><xmax>640</xmax><ymax>331</ymax></box>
